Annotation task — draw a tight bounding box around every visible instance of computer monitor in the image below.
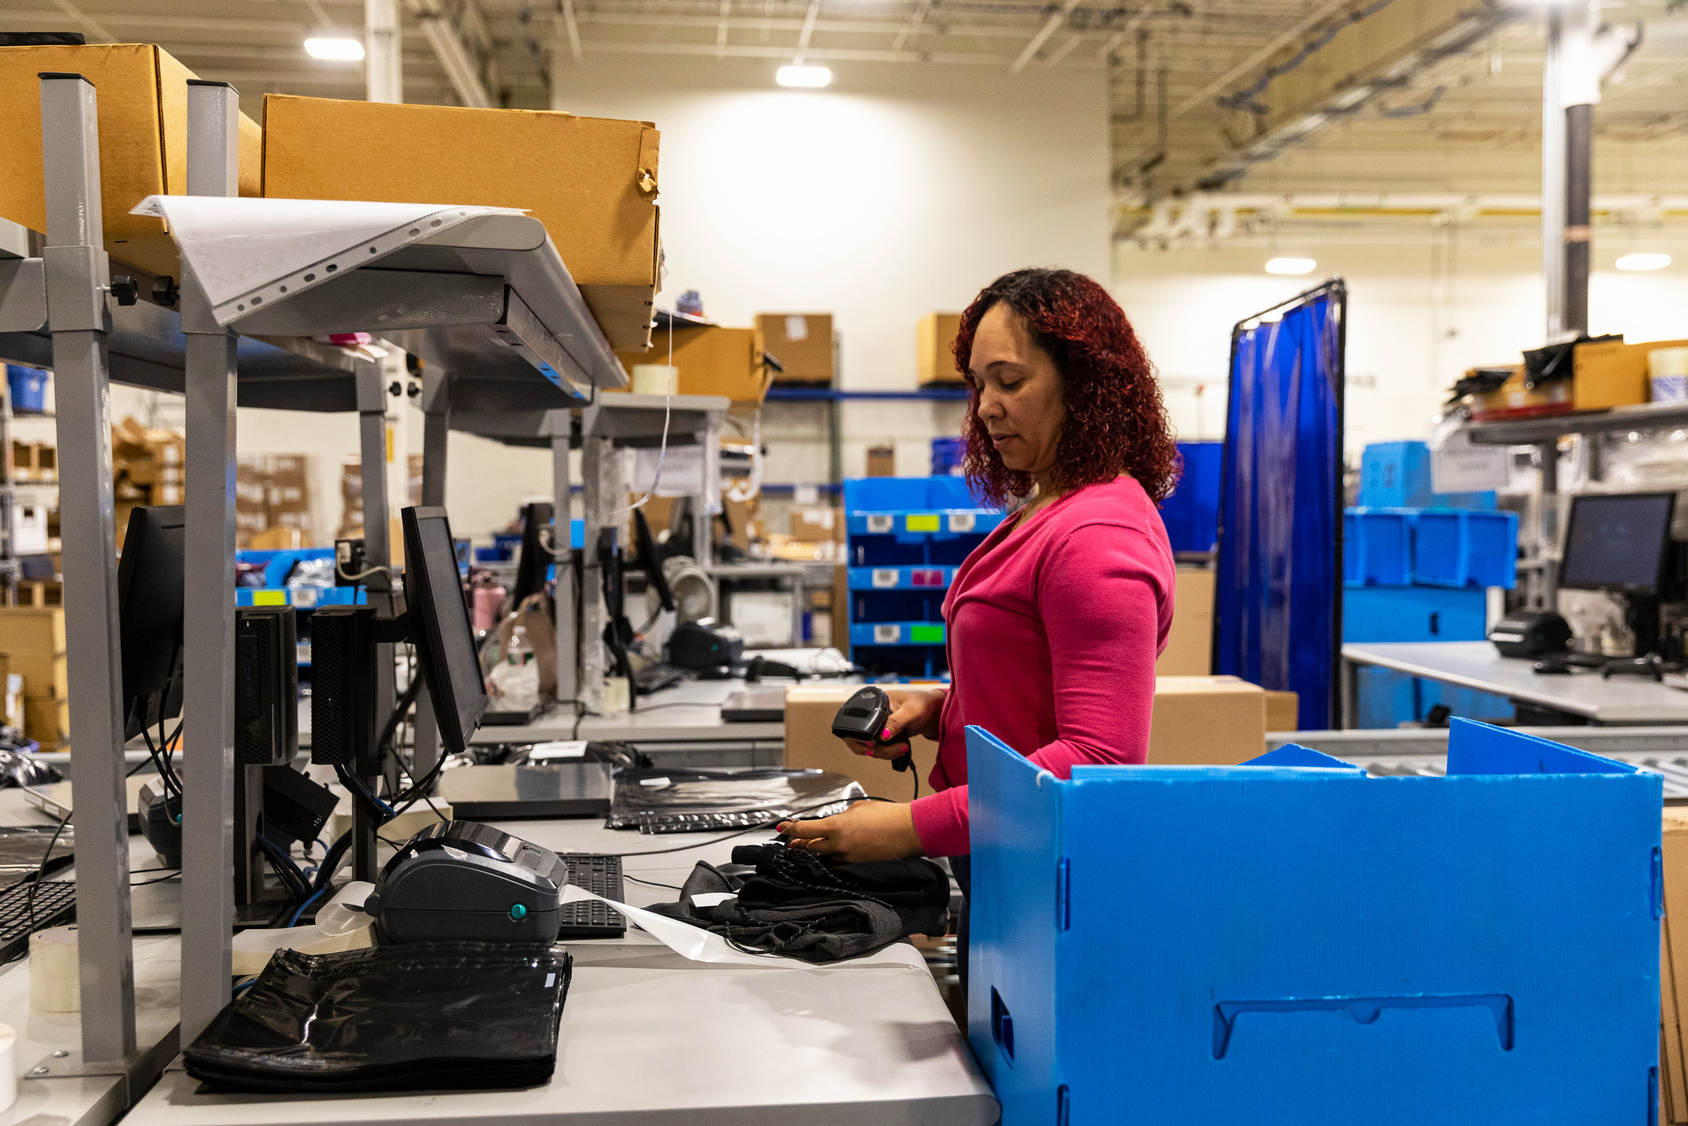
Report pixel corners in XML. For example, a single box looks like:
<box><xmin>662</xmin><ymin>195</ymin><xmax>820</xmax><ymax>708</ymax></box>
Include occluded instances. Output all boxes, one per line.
<box><xmin>509</xmin><ymin>501</ymin><xmax>554</xmax><ymax>609</ymax></box>
<box><xmin>402</xmin><ymin>506</ymin><xmax>488</xmax><ymax>756</ymax></box>
<box><xmin>116</xmin><ymin>505</ymin><xmax>185</xmax><ymax>739</ymax></box>
<box><xmin>1559</xmin><ymin>492</ymin><xmax>1676</xmax><ymax>595</ymax></box>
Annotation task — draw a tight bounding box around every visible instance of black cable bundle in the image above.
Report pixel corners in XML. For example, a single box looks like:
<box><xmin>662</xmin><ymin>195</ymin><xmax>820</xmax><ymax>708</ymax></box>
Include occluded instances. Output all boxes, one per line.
<box><xmin>184</xmin><ymin>942</ymin><xmax>572</xmax><ymax>1093</ymax></box>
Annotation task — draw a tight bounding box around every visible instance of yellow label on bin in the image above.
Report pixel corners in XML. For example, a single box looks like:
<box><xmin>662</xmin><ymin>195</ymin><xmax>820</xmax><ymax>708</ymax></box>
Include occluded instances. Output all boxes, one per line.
<box><xmin>905</xmin><ymin>513</ymin><xmax>940</xmax><ymax>533</ymax></box>
<box><xmin>252</xmin><ymin>590</ymin><xmax>287</xmax><ymax>606</ymax></box>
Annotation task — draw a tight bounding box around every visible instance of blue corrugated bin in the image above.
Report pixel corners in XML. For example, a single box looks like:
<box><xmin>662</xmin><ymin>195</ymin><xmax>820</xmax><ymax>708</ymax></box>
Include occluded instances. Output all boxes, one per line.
<box><xmin>1411</xmin><ymin>509</ymin><xmax>1518</xmax><ymax>588</ymax></box>
<box><xmin>968</xmin><ymin>718</ymin><xmax>1660</xmax><ymax>1126</ymax></box>
<box><xmin>1344</xmin><ymin>508</ymin><xmax>1413</xmax><ymax>585</ymax></box>
<box><xmin>6</xmin><ymin>365</ymin><xmax>47</xmax><ymax>414</ymax></box>
<box><xmin>1360</xmin><ymin>440</ymin><xmax>1496</xmax><ymax>509</ymax></box>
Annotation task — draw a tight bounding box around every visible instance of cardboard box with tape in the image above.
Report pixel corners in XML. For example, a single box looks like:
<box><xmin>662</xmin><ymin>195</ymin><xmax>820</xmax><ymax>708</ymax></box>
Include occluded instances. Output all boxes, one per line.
<box><xmin>918</xmin><ymin>313</ymin><xmax>964</xmax><ymax>385</ymax></box>
<box><xmin>1155</xmin><ymin>567</ymin><xmax>1213</xmax><ymax>676</ymax></box>
<box><xmin>783</xmin><ymin>676</ymin><xmax>1267</xmax><ymax>800</ymax></box>
<box><xmin>756</xmin><ymin>314</ymin><xmax>834</xmax><ymax>384</ymax></box>
<box><xmin>613</xmin><ymin>324</ymin><xmax>770</xmax><ymax>408</ymax></box>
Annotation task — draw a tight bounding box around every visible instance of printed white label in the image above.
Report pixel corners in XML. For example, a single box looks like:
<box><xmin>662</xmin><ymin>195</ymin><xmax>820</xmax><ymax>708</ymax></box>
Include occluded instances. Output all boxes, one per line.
<box><xmin>873</xmin><ymin>624</ymin><xmax>901</xmax><ymax>644</ymax></box>
<box><xmin>545</xmin><ymin>973</ymin><xmax>556</xmax><ymax>988</ymax></box>
<box><xmin>872</xmin><ymin>568</ymin><xmax>899</xmax><ymax>588</ymax></box>
<box><xmin>292</xmin><ymin>588</ymin><xmax>318</xmax><ymax>608</ymax></box>
<box><xmin>949</xmin><ymin>513</ymin><xmax>976</xmax><ymax>532</ymax></box>
<box><xmin>784</xmin><ymin>315</ymin><xmax>809</xmax><ymax>342</ymax></box>
<box><xmin>531</xmin><ymin>740</ymin><xmax>589</xmax><ymax>760</ymax></box>
<box><xmin>639</xmin><ymin>776</ymin><xmax>673</xmax><ymax>788</ymax></box>
<box><xmin>866</xmin><ymin>515</ymin><xmax>893</xmax><ymax>533</ymax></box>
<box><xmin>690</xmin><ymin>892</ymin><xmax>735</xmax><ymax>908</ymax></box>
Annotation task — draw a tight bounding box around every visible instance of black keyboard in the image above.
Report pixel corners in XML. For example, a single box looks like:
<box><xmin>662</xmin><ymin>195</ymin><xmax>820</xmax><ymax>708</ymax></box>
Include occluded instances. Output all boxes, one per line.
<box><xmin>633</xmin><ymin>664</ymin><xmax>684</xmax><ymax>694</ymax></box>
<box><xmin>0</xmin><ymin>879</ymin><xmax>76</xmax><ymax>963</ymax></box>
<box><xmin>557</xmin><ymin>853</ymin><xmax>627</xmax><ymax>940</ymax></box>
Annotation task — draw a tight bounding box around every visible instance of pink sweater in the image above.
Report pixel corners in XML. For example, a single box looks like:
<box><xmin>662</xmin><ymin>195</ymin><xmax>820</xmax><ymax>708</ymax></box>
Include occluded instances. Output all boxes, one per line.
<box><xmin>907</xmin><ymin>475</ymin><xmax>1175</xmax><ymax>858</ymax></box>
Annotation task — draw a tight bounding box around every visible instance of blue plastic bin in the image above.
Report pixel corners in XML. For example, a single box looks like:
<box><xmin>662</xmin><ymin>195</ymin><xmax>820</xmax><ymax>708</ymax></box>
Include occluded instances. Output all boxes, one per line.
<box><xmin>1411</xmin><ymin>509</ymin><xmax>1518</xmax><ymax>589</ymax></box>
<box><xmin>968</xmin><ymin>718</ymin><xmax>1660</xmax><ymax>1126</ymax></box>
<box><xmin>6</xmin><ymin>365</ymin><xmax>47</xmax><ymax>414</ymax></box>
<box><xmin>931</xmin><ymin>436</ymin><xmax>966</xmax><ymax>476</ymax></box>
<box><xmin>1344</xmin><ymin>508</ymin><xmax>1413</xmax><ymax>585</ymax></box>
<box><xmin>1344</xmin><ymin>585</ymin><xmax>1487</xmax><ymax>643</ymax></box>
<box><xmin>1360</xmin><ymin>440</ymin><xmax>1496</xmax><ymax>510</ymax></box>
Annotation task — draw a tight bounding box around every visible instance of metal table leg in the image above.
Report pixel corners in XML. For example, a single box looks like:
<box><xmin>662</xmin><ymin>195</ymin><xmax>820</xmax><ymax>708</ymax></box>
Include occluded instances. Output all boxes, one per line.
<box><xmin>1341</xmin><ymin>656</ymin><xmax>1360</xmax><ymax>731</ymax></box>
<box><xmin>354</xmin><ymin>359</ymin><xmax>395</xmax><ymax>880</ymax></box>
<box><xmin>39</xmin><ymin>71</ymin><xmax>137</xmax><ymax>1067</ymax></box>
<box><xmin>552</xmin><ymin>427</ymin><xmax>576</xmax><ymax>708</ymax></box>
<box><xmin>413</xmin><ymin>367</ymin><xmax>448</xmax><ymax>779</ymax></box>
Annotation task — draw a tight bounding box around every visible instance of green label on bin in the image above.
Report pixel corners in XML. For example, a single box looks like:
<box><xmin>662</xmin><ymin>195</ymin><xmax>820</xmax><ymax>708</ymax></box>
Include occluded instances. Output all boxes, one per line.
<box><xmin>252</xmin><ymin>590</ymin><xmax>287</xmax><ymax>606</ymax></box>
<box><xmin>910</xmin><ymin>624</ymin><xmax>945</xmax><ymax>644</ymax></box>
<box><xmin>905</xmin><ymin>513</ymin><xmax>940</xmax><ymax>532</ymax></box>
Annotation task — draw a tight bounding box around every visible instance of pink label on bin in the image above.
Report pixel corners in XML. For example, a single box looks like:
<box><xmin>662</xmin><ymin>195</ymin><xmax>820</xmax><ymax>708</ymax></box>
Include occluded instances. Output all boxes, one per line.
<box><xmin>911</xmin><ymin>568</ymin><xmax>944</xmax><ymax>587</ymax></box>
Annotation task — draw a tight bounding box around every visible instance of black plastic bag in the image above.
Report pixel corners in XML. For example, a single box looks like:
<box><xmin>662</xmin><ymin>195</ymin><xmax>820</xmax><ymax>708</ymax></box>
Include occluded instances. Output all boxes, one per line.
<box><xmin>184</xmin><ymin>941</ymin><xmax>571</xmax><ymax>1093</ymax></box>
<box><xmin>606</xmin><ymin>765</ymin><xmax>864</xmax><ymax>833</ymax></box>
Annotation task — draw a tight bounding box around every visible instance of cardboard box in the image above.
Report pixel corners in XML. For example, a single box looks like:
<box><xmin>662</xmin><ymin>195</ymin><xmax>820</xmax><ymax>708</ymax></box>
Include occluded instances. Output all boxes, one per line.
<box><xmin>1662</xmin><ymin>809</ymin><xmax>1688</xmax><ymax>1123</ymax></box>
<box><xmin>782</xmin><ymin>677</ymin><xmax>1267</xmax><ymax>802</ymax></box>
<box><xmin>1263</xmin><ymin>690</ymin><xmax>1299</xmax><ymax>732</ymax></box>
<box><xmin>1574</xmin><ymin>337</ymin><xmax>1688</xmax><ymax>412</ymax></box>
<box><xmin>866</xmin><ymin>444</ymin><xmax>896</xmax><ymax>477</ymax></box>
<box><xmin>918</xmin><ymin>312</ymin><xmax>964</xmax><ymax>385</ymax></box>
<box><xmin>0</xmin><ymin>44</ymin><xmax>262</xmax><ymax>279</ymax></box>
<box><xmin>756</xmin><ymin>314</ymin><xmax>834</xmax><ymax>383</ymax></box>
<box><xmin>1155</xmin><ymin>567</ymin><xmax>1213</xmax><ymax>676</ymax></box>
<box><xmin>613</xmin><ymin>325</ymin><xmax>770</xmax><ymax>407</ymax></box>
<box><xmin>262</xmin><ymin>94</ymin><xmax>660</xmax><ymax>351</ymax></box>
<box><xmin>25</xmin><ymin>693</ymin><xmax>67</xmax><ymax>749</ymax></box>
<box><xmin>1146</xmin><ymin>676</ymin><xmax>1266</xmax><ymax>764</ymax></box>
<box><xmin>0</xmin><ymin>606</ymin><xmax>67</xmax><ymax>699</ymax></box>
<box><xmin>1471</xmin><ymin>364</ymin><xmax>1573</xmax><ymax>420</ymax></box>
<box><xmin>790</xmin><ymin>506</ymin><xmax>843</xmax><ymax>543</ymax></box>
<box><xmin>783</xmin><ymin>685</ymin><xmax>942</xmax><ymax>801</ymax></box>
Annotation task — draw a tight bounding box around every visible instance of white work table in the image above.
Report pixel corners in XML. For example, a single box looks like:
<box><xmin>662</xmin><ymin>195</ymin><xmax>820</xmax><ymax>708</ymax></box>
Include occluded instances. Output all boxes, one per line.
<box><xmin>2</xmin><ymin>791</ymin><xmax>994</xmax><ymax>1126</ymax></box>
<box><xmin>1341</xmin><ymin>640</ymin><xmax>1688</xmax><ymax>726</ymax></box>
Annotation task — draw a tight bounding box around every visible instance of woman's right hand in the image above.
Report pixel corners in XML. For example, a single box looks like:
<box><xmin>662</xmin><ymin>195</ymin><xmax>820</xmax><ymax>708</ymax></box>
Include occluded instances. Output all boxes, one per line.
<box><xmin>842</xmin><ymin>688</ymin><xmax>946</xmax><ymax>761</ymax></box>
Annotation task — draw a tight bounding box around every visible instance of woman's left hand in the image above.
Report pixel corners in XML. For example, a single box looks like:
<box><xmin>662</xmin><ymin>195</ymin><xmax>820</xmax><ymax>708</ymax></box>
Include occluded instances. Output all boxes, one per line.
<box><xmin>777</xmin><ymin>801</ymin><xmax>923</xmax><ymax>863</ymax></box>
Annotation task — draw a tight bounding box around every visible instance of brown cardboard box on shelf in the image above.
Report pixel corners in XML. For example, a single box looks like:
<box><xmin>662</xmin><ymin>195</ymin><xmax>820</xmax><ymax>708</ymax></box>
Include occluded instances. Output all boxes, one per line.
<box><xmin>0</xmin><ymin>606</ymin><xmax>68</xmax><ymax>700</ymax></box>
<box><xmin>784</xmin><ymin>686</ymin><xmax>941</xmax><ymax>801</ymax></box>
<box><xmin>0</xmin><ymin>44</ymin><xmax>261</xmax><ymax>279</ymax></box>
<box><xmin>866</xmin><ymin>445</ymin><xmax>896</xmax><ymax>477</ymax></box>
<box><xmin>790</xmin><ymin>506</ymin><xmax>843</xmax><ymax>543</ymax></box>
<box><xmin>1574</xmin><ymin>338</ymin><xmax>1688</xmax><ymax>411</ymax></box>
<box><xmin>1471</xmin><ymin>365</ymin><xmax>1573</xmax><ymax>420</ymax></box>
<box><xmin>25</xmin><ymin>694</ymin><xmax>68</xmax><ymax>750</ymax></box>
<box><xmin>756</xmin><ymin>314</ymin><xmax>834</xmax><ymax>383</ymax></box>
<box><xmin>1148</xmin><ymin>676</ymin><xmax>1267</xmax><ymax>764</ymax></box>
<box><xmin>783</xmin><ymin>677</ymin><xmax>1267</xmax><ymax>800</ymax></box>
<box><xmin>1263</xmin><ymin>690</ymin><xmax>1299</xmax><ymax>732</ymax></box>
<box><xmin>918</xmin><ymin>313</ymin><xmax>965</xmax><ymax>385</ymax></box>
<box><xmin>613</xmin><ymin>325</ymin><xmax>771</xmax><ymax>407</ymax></box>
<box><xmin>262</xmin><ymin>94</ymin><xmax>660</xmax><ymax>351</ymax></box>
<box><xmin>1155</xmin><ymin>567</ymin><xmax>1213</xmax><ymax>676</ymax></box>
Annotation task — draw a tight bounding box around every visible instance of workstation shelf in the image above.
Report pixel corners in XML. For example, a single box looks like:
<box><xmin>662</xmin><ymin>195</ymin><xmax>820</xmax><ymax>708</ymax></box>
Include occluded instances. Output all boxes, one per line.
<box><xmin>1460</xmin><ymin>399</ymin><xmax>1688</xmax><ymax>445</ymax></box>
<box><xmin>848</xmin><ymin>564</ymin><xmax>957</xmax><ymax>590</ymax></box>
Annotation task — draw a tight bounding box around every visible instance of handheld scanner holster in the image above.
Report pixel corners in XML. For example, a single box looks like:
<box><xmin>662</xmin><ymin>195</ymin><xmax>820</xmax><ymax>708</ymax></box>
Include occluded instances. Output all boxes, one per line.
<box><xmin>830</xmin><ymin>686</ymin><xmax>912</xmax><ymax>772</ymax></box>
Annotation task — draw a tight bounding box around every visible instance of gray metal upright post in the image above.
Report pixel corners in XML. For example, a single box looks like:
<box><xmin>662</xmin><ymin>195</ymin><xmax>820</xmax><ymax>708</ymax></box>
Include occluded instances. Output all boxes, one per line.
<box><xmin>579</xmin><ymin>435</ymin><xmax>619</xmax><ymax>715</ymax></box>
<box><xmin>1541</xmin><ymin>8</ymin><xmax>1566</xmax><ymax>343</ymax></box>
<box><xmin>178</xmin><ymin>79</ymin><xmax>242</xmax><ymax>1044</ymax></box>
<box><xmin>551</xmin><ymin>426</ymin><xmax>576</xmax><ymax>706</ymax></box>
<box><xmin>354</xmin><ymin>358</ymin><xmax>395</xmax><ymax>879</ymax></box>
<box><xmin>414</xmin><ymin>367</ymin><xmax>448</xmax><ymax>778</ymax></box>
<box><xmin>39</xmin><ymin>71</ymin><xmax>137</xmax><ymax>1065</ymax></box>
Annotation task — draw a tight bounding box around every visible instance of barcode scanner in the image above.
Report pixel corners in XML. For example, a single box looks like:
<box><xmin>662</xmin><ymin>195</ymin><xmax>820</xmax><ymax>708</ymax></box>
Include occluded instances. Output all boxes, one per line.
<box><xmin>831</xmin><ymin>686</ymin><xmax>912</xmax><ymax>772</ymax></box>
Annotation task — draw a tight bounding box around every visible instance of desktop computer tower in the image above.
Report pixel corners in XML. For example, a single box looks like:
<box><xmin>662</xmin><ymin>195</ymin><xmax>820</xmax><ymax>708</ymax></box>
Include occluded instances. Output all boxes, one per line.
<box><xmin>309</xmin><ymin>605</ymin><xmax>379</xmax><ymax>768</ymax></box>
<box><xmin>235</xmin><ymin>606</ymin><xmax>299</xmax><ymax>766</ymax></box>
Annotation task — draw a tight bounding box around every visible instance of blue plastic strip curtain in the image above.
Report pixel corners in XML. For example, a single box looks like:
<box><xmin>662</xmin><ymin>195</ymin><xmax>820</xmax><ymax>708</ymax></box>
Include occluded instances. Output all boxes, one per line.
<box><xmin>1213</xmin><ymin>281</ymin><xmax>1346</xmax><ymax>729</ymax></box>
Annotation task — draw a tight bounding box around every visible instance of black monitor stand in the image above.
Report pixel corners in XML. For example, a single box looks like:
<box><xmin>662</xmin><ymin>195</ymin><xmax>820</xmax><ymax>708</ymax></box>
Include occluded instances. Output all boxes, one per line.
<box><xmin>1623</xmin><ymin>593</ymin><xmax>1662</xmax><ymax>659</ymax></box>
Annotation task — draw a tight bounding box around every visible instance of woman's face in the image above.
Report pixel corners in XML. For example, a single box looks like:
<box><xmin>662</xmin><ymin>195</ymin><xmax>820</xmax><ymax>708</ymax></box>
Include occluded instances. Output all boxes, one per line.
<box><xmin>969</xmin><ymin>302</ymin><xmax>1065</xmax><ymax>479</ymax></box>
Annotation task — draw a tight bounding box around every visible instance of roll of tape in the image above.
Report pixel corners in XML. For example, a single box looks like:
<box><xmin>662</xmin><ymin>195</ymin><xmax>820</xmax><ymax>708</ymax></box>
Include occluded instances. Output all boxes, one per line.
<box><xmin>0</xmin><ymin>1020</ymin><xmax>16</xmax><ymax>1114</ymax></box>
<box><xmin>631</xmin><ymin>364</ymin><xmax>679</xmax><ymax>396</ymax></box>
<box><xmin>30</xmin><ymin>925</ymin><xmax>80</xmax><ymax>1013</ymax></box>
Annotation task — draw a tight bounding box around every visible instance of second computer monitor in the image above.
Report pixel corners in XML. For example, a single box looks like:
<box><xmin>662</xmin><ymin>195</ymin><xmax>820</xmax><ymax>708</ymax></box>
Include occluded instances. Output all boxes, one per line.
<box><xmin>509</xmin><ymin>501</ymin><xmax>554</xmax><ymax>609</ymax></box>
<box><xmin>1560</xmin><ymin>491</ymin><xmax>1677</xmax><ymax>595</ymax></box>
<box><xmin>402</xmin><ymin>506</ymin><xmax>488</xmax><ymax>757</ymax></box>
<box><xmin>117</xmin><ymin>505</ymin><xmax>186</xmax><ymax>737</ymax></box>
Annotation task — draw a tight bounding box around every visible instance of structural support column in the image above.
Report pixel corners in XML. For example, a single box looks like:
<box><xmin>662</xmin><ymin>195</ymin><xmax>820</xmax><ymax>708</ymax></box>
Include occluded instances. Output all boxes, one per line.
<box><xmin>1541</xmin><ymin>8</ymin><xmax>1566</xmax><ymax>342</ymax></box>
<box><xmin>366</xmin><ymin>0</ymin><xmax>403</xmax><ymax>104</ymax></box>
<box><xmin>40</xmin><ymin>71</ymin><xmax>136</xmax><ymax>1066</ymax></box>
<box><xmin>551</xmin><ymin>424</ymin><xmax>576</xmax><ymax>707</ymax></box>
<box><xmin>354</xmin><ymin>358</ymin><xmax>395</xmax><ymax>881</ymax></box>
<box><xmin>579</xmin><ymin>435</ymin><xmax>619</xmax><ymax>715</ymax></box>
<box><xmin>179</xmin><ymin>82</ymin><xmax>243</xmax><ymax>1045</ymax></box>
<box><xmin>414</xmin><ymin>367</ymin><xmax>449</xmax><ymax>779</ymax></box>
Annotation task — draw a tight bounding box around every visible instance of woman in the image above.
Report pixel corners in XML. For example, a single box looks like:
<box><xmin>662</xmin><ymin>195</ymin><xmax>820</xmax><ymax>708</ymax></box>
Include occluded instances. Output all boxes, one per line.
<box><xmin>779</xmin><ymin>267</ymin><xmax>1179</xmax><ymax>877</ymax></box>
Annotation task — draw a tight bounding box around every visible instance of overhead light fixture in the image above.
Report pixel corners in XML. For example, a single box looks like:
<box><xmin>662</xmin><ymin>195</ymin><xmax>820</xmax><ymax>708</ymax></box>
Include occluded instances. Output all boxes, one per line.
<box><xmin>305</xmin><ymin>37</ymin><xmax>365</xmax><ymax>61</ymax></box>
<box><xmin>1616</xmin><ymin>253</ymin><xmax>1671</xmax><ymax>271</ymax></box>
<box><xmin>776</xmin><ymin>65</ymin><xmax>832</xmax><ymax>88</ymax></box>
<box><xmin>1265</xmin><ymin>257</ymin><xmax>1316</xmax><ymax>275</ymax></box>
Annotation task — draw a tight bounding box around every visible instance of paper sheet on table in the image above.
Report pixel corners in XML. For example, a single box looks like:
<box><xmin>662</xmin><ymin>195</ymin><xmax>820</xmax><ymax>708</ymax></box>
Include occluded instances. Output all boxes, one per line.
<box><xmin>131</xmin><ymin>195</ymin><xmax>523</xmax><ymax>326</ymax></box>
<box><xmin>562</xmin><ymin>884</ymin><xmax>927</xmax><ymax>970</ymax></box>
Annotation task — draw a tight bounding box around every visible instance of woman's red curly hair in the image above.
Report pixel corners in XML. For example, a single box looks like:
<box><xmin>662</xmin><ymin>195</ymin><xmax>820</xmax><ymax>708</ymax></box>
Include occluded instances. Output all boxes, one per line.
<box><xmin>954</xmin><ymin>267</ymin><xmax>1179</xmax><ymax>507</ymax></box>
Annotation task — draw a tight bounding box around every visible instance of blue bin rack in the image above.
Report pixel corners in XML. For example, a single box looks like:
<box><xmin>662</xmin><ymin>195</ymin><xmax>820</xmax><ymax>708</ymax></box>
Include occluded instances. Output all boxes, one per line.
<box><xmin>1345</xmin><ymin>508</ymin><xmax>1517</xmax><ymax>590</ymax></box>
<box><xmin>1359</xmin><ymin>440</ymin><xmax>1496</xmax><ymax>509</ymax></box>
<box><xmin>968</xmin><ymin>719</ymin><xmax>1661</xmax><ymax>1126</ymax></box>
<box><xmin>843</xmin><ymin>477</ymin><xmax>999</xmax><ymax>677</ymax></box>
<box><xmin>1160</xmin><ymin>440</ymin><xmax>1222</xmax><ymax>554</ymax></box>
<box><xmin>1345</xmin><ymin>509</ymin><xmax>1413</xmax><ymax>585</ymax></box>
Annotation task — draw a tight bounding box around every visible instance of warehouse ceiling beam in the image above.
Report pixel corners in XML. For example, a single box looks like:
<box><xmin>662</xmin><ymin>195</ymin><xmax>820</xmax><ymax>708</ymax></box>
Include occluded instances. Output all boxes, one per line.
<box><xmin>892</xmin><ymin>0</ymin><xmax>933</xmax><ymax>52</ymax></box>
<box><xmin>367</xmin><ymin>0</ymin><xmax>404</xmax><ymax>102</ymax></box>
<box><xmin>47</xmin><ymin>0</ymin><xmax>115</xmax><ymax>42</ymax></box>
<box><xmin>792</xmin><ymin>0</ymin><xmax>821</xmax><ymax>65</ymax></box>
<box><xmin>412</xmin><ymin>0</ymin><xmax>496</xmax><ymax>106</ymax></box>
<box><xmin>561</xmin><ymin>0</ymin><xmax>583</xmax><ymax>62</ymax></box>
<box><xmin>716</xmin><ymin>0</ymin><xmax>731</xmax><ymax>58</ymax></box>
<box><xmin>1009</xmin><ymin>0</ymin><xmax>1083</xmax><ymax>75</ymax></box>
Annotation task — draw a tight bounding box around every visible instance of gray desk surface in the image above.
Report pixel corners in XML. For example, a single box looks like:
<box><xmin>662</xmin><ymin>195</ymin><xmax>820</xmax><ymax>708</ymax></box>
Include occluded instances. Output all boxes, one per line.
<box><xmin>1342</xmin><ymin>640</ymin><xmax>1688</xmax><ymax>724</ymax></box>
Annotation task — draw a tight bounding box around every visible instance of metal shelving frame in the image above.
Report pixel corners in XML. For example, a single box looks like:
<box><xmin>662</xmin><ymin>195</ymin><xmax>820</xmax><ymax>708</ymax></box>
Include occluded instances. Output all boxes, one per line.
<box><xmin>3</xmin><ymin>67</ymin><xmax>630</xmax><ymax>1114</ymax></box>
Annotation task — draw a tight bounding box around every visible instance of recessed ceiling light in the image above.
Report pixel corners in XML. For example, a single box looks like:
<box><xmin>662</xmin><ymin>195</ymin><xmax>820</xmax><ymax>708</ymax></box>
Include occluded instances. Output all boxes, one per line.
<box><xmin>776</xmin><ymin>66</ymin><xmax>832</xmax><ymax>88</ymax></box>
<box><xmin>1264</xmin><ymin>257</ymin><xmax>1316</xmax><ymax>275</ymax></box>
<box><xmin>1616</xmin><ymin>253</ymin><xmax>1671</xmax><ymax>271</ymax></box>
<box><xmin>305</xmin><ymin>37</ymin><xmax>365</xmax><ymax>61</ymax></box>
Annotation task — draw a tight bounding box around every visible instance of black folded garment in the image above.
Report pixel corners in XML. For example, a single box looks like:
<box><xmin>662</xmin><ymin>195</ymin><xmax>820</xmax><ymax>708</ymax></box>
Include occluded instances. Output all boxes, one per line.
<box><xmin>184</xmin><ymin>941</ymin><xmax>571</xmax><ymax>1093</ymax></box>
<box><xmin>646</xmin><ymin>843</ymin><xmax>949</xmax><ymax>963</ymax></box>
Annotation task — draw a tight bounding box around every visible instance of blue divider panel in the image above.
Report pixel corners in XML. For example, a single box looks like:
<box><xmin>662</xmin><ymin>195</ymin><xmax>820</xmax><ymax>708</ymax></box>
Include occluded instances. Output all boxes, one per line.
<box><xmin>967</xmin><ymin>718</ymin><xmax>1661</xmax><ymax>1126</ymax></box>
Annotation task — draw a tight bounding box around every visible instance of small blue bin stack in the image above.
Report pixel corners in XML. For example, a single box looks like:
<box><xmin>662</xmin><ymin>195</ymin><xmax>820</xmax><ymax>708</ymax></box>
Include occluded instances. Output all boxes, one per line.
<box><xmin>843</xmin><ymin>476</ymin><xmax>1003</xmax><ymax>677</ymax></box>
<box><xmin>968</xmin><ymin>718</ymin><xmax>1661</xmax><ymax>1126</ymax></box>
<box><xmin>1347</xmin><ymin>441</ymin><xmax>1517</xmax><ymax>727</ymax></box>
<box><xmin>1159</xmin><ymin>440</ymin><xmax>1222</xmax><ymax>554</ymax></box>
<box><xmin>6</xmin><ymin>365</ymin><xmax>48</xmax><ymax>414</ymax></box>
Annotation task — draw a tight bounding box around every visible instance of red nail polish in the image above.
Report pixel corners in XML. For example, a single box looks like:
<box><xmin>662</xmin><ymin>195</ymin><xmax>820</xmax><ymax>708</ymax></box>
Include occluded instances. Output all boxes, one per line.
<box><xmin>880</xmin><ymin>727</ymin><xmax>892</xmax><ymax>740</ymax></box>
